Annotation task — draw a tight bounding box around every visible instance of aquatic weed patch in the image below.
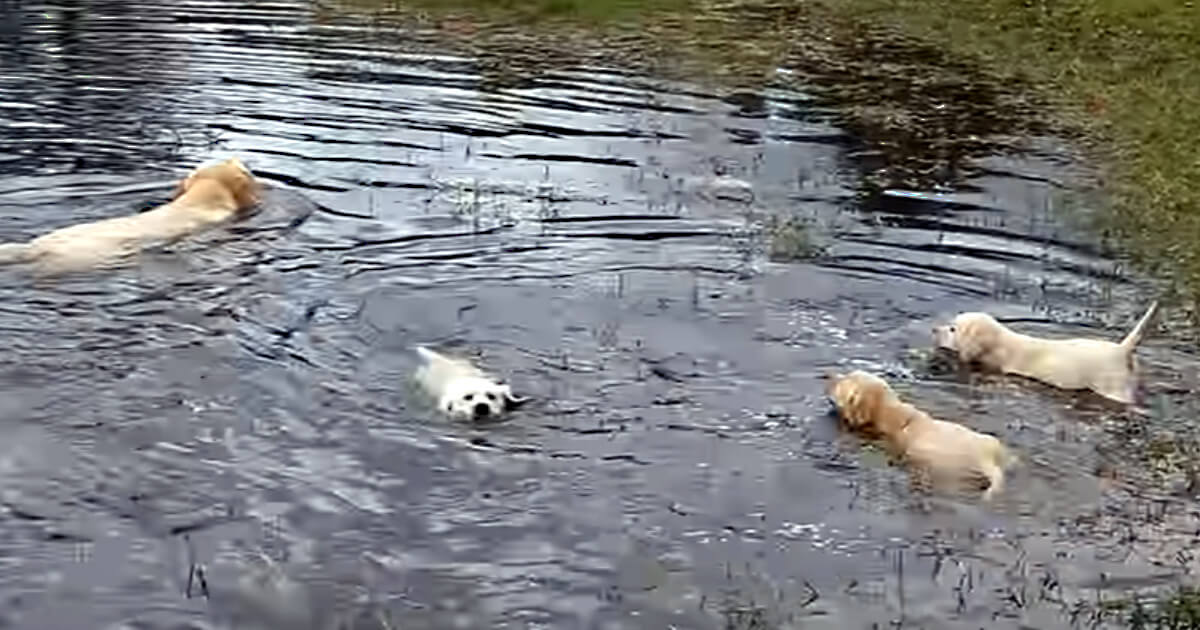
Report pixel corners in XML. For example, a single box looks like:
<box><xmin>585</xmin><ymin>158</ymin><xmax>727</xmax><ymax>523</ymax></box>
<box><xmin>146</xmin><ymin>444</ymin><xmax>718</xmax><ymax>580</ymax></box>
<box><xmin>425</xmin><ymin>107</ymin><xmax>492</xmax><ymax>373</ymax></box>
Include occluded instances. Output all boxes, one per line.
<box><xmin>1104</xmin><ymin>587</ymin><xmax>1200</xmax><ymax>630</ymax></box>
<box><xmin>765</xmin><ymin>215</ymin><xmax>827</xmax><ymax>263</ymax></box>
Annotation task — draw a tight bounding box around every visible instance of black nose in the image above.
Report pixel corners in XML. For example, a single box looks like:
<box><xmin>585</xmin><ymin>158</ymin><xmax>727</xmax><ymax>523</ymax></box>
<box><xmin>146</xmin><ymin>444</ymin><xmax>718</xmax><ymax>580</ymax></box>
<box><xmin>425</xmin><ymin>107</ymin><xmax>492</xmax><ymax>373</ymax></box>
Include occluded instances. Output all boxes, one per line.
<box><xmin>473</xmin><ymin>402</ymin><xmax>491</xmax><ymax>418</ymax></box>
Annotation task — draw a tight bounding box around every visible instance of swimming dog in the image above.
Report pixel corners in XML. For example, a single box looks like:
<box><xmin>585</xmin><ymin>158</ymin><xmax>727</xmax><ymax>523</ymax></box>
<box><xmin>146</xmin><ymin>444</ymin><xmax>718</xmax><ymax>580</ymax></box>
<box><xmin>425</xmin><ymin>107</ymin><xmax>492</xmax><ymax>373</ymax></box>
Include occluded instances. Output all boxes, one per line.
<box><xmin>933</xmin><ymin>302</ymin><xmax>1158</xmax><ymax>404</ymax></box>
<box><xmin>415</xmin><ymin>346</ymin><xmax>526</xmax><ymax>421</ymax></box>
<box><xmin>827</xmin><ymin>370</ymin><xmax>1015</xmax><ymax>499</ymax></box>
<box><xmin>0</xmin><ymin>157</ymin><xmax>260</xmax><ymax>274</ymax></box>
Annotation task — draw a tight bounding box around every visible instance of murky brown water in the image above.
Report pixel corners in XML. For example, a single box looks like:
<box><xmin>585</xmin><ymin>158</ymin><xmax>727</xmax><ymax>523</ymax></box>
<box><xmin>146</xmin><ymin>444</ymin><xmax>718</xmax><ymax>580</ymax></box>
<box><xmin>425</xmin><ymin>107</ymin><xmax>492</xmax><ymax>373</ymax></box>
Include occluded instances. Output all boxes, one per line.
<box><xmin>0</xmin><ymin>2</ymin><xmax>1197</xmax><ymax>629</ymax></box>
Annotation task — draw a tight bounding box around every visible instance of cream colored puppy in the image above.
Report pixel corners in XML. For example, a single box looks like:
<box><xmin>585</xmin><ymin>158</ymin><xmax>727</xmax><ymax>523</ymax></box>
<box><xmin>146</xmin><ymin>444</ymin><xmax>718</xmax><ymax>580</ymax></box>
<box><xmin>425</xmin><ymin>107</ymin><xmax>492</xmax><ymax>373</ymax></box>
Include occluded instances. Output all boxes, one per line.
<box><xmin>415</xmin><ymin>346</ymin><xmax>527</xmax><ymax>421</ymax></box>
<box><xmin>827</xmin><ymin>370</ymin><xmax>1014</xmax><ymax>500</ymax></box>
<box><xmin>0</xmin><ymin>157</ymin><xmax>260</xmax><ymax>275</ymax></box>
<box><xmin>933</xmin><ymin>302</ymin><xmax>1158</xmax><ymax>404</ymax></box>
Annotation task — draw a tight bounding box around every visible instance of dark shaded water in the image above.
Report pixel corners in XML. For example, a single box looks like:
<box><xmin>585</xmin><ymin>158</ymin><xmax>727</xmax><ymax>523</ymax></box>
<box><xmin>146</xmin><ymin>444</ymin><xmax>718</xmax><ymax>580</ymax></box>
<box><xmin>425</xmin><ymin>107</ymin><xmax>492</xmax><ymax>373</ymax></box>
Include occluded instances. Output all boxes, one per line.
<box><xmin>0</xmin><ymin>2</ymin><xmax>1197</xmax><ymax>628</ymax></box>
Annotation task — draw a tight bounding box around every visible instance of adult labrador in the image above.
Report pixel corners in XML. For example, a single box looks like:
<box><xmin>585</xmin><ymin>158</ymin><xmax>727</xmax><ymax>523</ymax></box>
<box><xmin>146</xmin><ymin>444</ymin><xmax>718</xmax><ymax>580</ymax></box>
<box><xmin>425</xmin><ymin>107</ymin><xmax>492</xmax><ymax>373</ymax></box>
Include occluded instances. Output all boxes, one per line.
<box><xmin>0</xmin><ymin>157</ymin><xmax>260</xmax><ymax>275</ymax></box>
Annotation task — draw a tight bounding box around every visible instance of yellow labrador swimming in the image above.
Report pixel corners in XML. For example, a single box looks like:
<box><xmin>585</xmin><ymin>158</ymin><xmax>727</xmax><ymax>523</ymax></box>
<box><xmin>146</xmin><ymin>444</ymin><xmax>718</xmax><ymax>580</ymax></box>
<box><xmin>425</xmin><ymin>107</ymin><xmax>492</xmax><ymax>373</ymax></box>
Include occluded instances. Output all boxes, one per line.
<box><xmin>933</xmin><ymin>302</ymin><xmax>1158</xmax><ymax>404</ymax></box>
<box><xmin>827</xmin><ymin>370</ymin><xmax>1015</xmax><ymax>500</ymax></box>
<box><xmin>0</xmin><ymin>157</ymin><xmax>260</xmax><ymax>274</ymax></box>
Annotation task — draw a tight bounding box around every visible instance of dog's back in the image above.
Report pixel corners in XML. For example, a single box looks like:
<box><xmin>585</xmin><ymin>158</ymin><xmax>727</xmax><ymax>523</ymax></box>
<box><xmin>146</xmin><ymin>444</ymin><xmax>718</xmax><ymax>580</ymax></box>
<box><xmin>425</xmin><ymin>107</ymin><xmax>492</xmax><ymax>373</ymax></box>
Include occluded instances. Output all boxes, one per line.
<box><xmin>984</xmin><ymin>303</ymin><xmax>1159</xmax><ymax>404</ymax></box>
<box><xmin>415</xmin><ymin>346</ymin><xmax>483</xmax><ymax>393</ymax></box>
<box><xmin>830</xmin><ymin>370</ymin><xmax>1014</xmax><ymax>499</ymax></box>
<box><xmin>902</xmin><ymin>416</ymin><xmax>1011</xmax><ymax>496</ymax></box>
<box><xmin>0</xmin><ymin>157</ymin><xmax>259</xmax><ymax>275</ymax></box>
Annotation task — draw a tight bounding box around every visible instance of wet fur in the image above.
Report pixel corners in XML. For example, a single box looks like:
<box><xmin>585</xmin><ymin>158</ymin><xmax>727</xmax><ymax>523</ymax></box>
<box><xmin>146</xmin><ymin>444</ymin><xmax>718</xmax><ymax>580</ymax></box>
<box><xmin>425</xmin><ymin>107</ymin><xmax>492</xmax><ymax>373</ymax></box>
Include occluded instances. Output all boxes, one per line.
<box><xmin>0</xmin><ymin>157</ymin><xmax>260</xmax><ymax>275</ymax></box>
<box><xmin>414</xmin><ymin>346</ymin><xmax>526</xmax><ymax>421</ymax></box>
<box><xmin>827</xmin><ymin>370</ymin><xmax>1015</xmax><ymax>500</ymax></box>
<box><xmin>932</xmin><ymin>302</ymin><xmax>1158</xmax><ymax>404</ymax></box>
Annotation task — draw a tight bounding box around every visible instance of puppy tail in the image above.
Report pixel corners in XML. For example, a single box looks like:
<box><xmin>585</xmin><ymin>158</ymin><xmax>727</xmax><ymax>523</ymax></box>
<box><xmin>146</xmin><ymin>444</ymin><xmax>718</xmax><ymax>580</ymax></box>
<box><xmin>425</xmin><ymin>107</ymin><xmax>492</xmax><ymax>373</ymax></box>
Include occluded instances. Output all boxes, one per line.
<box><xmin>981</xmin><ymin>470</ymin><xmax>1004</xmax><ymax>502</ymax></box>
<box><xmin>415</xmin><ymin>346</ymin><xmax>440</xmax><ymax>363</ymax></box>
<box><xmin>989</xmin><ymin>440</ymin><xmax>1019</xmax><ymax>470</ymax></box>
<box><xmin>0</xmin><ymin>243</ymin><xmax>31</xmax><ymax>266</ymax></box>
<box><xmin>1119</xmin><ymin>300</ymin><xmax>1159</xmax><ymax>352</ymax></box>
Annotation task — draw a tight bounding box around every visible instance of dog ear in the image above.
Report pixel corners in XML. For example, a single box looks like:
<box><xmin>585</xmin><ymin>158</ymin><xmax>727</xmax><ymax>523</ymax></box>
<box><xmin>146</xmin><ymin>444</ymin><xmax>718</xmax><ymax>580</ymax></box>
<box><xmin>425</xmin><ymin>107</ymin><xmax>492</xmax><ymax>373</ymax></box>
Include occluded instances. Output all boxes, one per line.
<box><xmin>846</xmin><ymin>381</ymin><xmax>874</xmax><ymax>429</ymax></box>
<box><xmin>171</xmin><ymin>174</ymin><xmax>193</xmax><ymax>200</ymax></box>
<box><xmin>843</xmin><ymin>375</ymin><xmax>892</xmax><ymax>433</ymax></box>
<box><xmin>501</xmin><ymin>385</ymin><xmax>530</xmax><ymax>409</ymax></box>
<box><xmin>953</xmin><ymin>318</ymin><xmax>992</xmax><ymax>363</ymax></box>
<box><xmin>831</xmin><ymin>377</ymin><xmax>865</xmax><ymax>428</ymax></box>
<box><xmin>225</xmin><ymin>167</ymin><xmax>262</xmax><ymax>210</ymax></box>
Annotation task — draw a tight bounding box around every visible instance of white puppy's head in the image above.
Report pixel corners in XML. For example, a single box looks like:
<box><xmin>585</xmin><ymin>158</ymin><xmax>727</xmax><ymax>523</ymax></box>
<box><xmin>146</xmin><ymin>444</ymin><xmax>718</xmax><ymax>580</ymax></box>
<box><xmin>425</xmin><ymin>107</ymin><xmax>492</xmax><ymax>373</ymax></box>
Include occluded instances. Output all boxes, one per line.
<box><xmin>933</xmin><ymin>312</ymin><xmax>1005</xmax><ymax>363</ymax></box>
<box><xmin>439</xmin><ymin>375</ymin><xmax>522</xmax><ymax>422</ymax></box>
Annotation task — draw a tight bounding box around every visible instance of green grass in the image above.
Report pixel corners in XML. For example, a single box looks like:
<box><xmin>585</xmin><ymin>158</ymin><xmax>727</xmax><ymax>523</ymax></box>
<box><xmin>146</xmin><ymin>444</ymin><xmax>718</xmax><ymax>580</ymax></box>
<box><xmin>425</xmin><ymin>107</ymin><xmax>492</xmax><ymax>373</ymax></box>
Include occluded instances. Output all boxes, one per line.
<box><xmin>358</xmin><ymin>0</ymin><xmax>688</xmax><ymax>23</ymax></box>
<box><xmin>832</xmin><ymin>0</ymin><xmax>1200</xmax><ymax>316</ymax></box>
<box><xmin>337</xmin><ymin>0</ymin><xmax>1200</xmax><ymax>316</ymax></box>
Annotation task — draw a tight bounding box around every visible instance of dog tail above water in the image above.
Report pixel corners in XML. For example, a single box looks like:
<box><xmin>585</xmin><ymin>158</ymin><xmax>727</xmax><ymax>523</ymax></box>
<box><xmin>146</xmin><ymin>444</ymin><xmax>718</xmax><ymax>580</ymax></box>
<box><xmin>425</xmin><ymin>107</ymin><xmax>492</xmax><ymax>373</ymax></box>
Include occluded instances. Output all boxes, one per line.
<box><xmin>416</xmin><ymin>346</ymin><xmax>458</xmax><ymax>366</ymax></box>
<box><xmin>1119</xmin><ymin>301</ymin><xmax>1160</xmax><ymax>352</ymax></box>
<box><xmin>0</xmin><ymin>243</ymin><xmax>31</xmax><ymax>266</ymax></box>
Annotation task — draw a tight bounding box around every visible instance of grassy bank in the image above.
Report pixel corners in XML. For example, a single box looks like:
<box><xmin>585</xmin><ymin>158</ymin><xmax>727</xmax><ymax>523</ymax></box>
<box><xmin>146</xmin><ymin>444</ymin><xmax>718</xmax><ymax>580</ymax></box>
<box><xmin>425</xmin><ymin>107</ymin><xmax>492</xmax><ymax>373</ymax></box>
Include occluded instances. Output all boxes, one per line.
<box><xmin>835</xmin><ymin>0</ymin><xmax>1200</xmax><ymax>318</ymax></box>
<box><xmin>330</xmin><ymin>0</ymin><xmax>1200</xmax><ymax>315</ymax></box>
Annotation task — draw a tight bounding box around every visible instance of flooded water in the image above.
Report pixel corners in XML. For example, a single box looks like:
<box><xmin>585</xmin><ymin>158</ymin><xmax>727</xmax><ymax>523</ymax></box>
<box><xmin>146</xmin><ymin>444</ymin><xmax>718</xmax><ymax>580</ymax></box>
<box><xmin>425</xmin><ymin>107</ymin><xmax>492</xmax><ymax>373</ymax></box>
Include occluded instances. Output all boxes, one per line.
<box><xmin>0</xmin><ymin>1</ymin><xmax>1197</xmax><ymax>628</ymax></box>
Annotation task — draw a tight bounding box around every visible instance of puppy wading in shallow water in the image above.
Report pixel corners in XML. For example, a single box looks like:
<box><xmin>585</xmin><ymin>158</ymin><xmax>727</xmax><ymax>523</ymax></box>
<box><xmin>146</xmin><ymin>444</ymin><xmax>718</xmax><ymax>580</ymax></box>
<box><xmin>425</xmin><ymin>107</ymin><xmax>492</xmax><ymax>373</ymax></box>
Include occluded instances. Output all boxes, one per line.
<box><xmin>415</xmin><ymin>346</ymin><xmax>526</xmax><ymax>421</ymax></box>
<box><xmin>0</xmin><ymin>157</ymin><xmax>260</xmax><ymax>275</ymax></box>
<box><xmin>827</xmin><ymin>370</ymin><xmax>1015</xmax><ymax>500</ymax></box>
<box><xmin>932</xmin><ymin>302</ymin><xmax>1159</xmax><ymax>404</ymax></box>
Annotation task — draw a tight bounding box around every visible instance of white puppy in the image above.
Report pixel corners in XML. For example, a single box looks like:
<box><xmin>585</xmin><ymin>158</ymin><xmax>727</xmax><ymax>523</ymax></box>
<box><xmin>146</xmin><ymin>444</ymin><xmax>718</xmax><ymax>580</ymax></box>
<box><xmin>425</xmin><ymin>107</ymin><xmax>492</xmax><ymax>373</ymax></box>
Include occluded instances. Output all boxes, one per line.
<box><xmin>414</xmin><ymin>346</ymin><xmax>526</xmax><ymax>421</ymax></box>
<box><xmin>933</xmin><ymin>302</ymin><xmax>1158</xmax><ymax>404</ymax></box>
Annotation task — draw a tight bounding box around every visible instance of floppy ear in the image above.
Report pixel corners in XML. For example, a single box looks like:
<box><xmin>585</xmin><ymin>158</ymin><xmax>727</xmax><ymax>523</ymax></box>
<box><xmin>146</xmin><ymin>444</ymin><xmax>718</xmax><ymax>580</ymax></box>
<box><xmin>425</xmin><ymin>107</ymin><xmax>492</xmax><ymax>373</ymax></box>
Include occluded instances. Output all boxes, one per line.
<box><xmin>171</xmin><ymin>174</ymin><xmax>193</xmax><ymax>200</ymax></box>
<box><xmin>954</xmin><ymin>319</ymin><xmax>993</xmax><ymax>363</ymax></box>
<box><xmin>847</xmin><ymin>381</ymin><xmax>881</xmax><ymax>430</ymax></box>
<box><xmin>832</xmin><ymin>378</ymin><xmax>870</xmax><ymax>429</ymax></box>
<box><xmin>239</xmin><ymin>175</ymin><xmax>262</xmax><ymax>208</ymax></box>
<box><xmin>869</xmin><ymin>385</ymin><xmax>914</xmax><ymax>437</ymax></box>
<box><xmin>501</xmin><ymin>385</ymin><xmax>530</xmax><ymax>408</ymax></box>
<box><xmin>225</xmin><ymin>166</ymin><xmax>262</xmax><ymax>209</ymax></box>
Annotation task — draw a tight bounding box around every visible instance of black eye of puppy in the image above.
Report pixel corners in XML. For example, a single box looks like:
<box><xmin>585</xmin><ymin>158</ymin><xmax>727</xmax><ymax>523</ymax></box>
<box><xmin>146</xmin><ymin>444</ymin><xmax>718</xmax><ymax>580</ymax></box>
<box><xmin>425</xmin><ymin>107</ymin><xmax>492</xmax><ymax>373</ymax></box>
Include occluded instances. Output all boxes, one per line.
<box><xmin>486</xmin><ymin>392</ymin><xmax>496</xmax><ymax>401</ymax></box>
<box><xmin>464</xmin><ymin>394</ymin><xmax>473</xmax><ymax>401</ymax></box>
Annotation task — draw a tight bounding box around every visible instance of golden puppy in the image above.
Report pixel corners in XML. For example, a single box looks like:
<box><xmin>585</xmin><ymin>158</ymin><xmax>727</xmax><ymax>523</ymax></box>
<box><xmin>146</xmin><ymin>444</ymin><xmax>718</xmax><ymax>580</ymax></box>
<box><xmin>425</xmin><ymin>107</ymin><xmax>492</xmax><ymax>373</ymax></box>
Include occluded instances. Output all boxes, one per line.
<box><xmin>0</xmin><ymin>157</ymin><xmax>260</xmax><ymax>274</ymax></box>
<box><xmin>932</xmin><ymin>302</ymin><xmax>1158</xmax><ymax>404</ymax></box>
<box><xmin>827</xmin><ymin>370</ymin><xmax>1014</xmax><ymax>500</ymax></box>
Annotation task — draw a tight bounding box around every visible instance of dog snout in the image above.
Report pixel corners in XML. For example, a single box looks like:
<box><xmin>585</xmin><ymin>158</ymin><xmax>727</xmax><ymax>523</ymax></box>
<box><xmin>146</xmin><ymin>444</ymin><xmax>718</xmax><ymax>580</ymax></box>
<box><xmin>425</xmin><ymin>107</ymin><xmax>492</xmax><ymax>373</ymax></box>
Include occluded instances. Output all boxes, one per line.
<box><xmin>473</xmin><ymin>402</ymin><xmax>492</xmax><ymax>419</ymax></box>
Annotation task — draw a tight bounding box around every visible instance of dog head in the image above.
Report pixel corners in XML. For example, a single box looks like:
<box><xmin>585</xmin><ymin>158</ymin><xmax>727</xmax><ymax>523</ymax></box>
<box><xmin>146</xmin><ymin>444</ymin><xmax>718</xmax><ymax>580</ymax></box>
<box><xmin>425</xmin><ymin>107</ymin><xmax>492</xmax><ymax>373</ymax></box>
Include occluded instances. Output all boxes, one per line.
<box><xmin>438</xmin><ymin>375</ymin><xmax>525</xmax><ymax>422</ymax></box>
<box><xmin>173</xmin><ymin>157</ymin><xmax>261</xmax><ymax>212</ymax></box>
<box><xmin>933</xmin><ymin>312</ymin><xmax>1005</xmax><ymax>364</ymax></box>
<box><xmin>827</xmin><ymin>370</ymin><xmax>899</xmax><ymax>435</ymax></box>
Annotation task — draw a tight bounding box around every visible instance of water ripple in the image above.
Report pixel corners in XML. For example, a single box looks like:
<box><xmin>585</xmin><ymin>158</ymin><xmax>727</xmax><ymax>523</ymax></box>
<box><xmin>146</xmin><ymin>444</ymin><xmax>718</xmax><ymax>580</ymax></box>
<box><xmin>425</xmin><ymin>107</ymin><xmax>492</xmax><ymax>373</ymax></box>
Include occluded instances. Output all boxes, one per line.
<box><xmin>0</xmin><ymin>1</ymin><xmax>1192</xmax><ymax>628</ymax></box>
